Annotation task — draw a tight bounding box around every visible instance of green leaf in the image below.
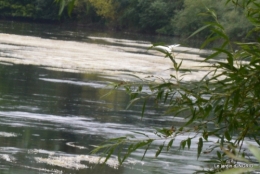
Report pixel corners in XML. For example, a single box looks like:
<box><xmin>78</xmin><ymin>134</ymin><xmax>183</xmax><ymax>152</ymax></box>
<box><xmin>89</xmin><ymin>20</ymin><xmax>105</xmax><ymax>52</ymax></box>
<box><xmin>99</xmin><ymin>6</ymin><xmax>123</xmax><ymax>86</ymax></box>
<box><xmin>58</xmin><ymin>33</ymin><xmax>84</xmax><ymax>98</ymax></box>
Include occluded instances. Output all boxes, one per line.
<box><xmin>221</xmin><ymin>147</ymin><xmax>249</xmax><ymax>163</ymax></box>
<box><xmin>203</xmin><ymin>131</ymin><xmax>208</xmax><ymax>141</ymax></box>
<box><xmin>250</xmin><ymin>58</ymin><xmax>260</xmax><ymax>65</ymax></box>
<box><xmin>177</xmin><ymin>60</ymin><xmax>183</xmax><ymax>71</ymax></box>
<box><xmin>217</xmin><ymin>62</ymin><xmax>237</xmax><ymax>71</ymax></box>
<box><xmin>217</xmin><ymin>109</ymin><xmax>224</xmax><ymax>124</ymax></box>
<box><xmin>205</xmin><ymin>51</ymin><xmax>222</xmax><ymax>61</ymax></box>
<box><xmin>220</xmin><ymin>135</ymin><xmax>224</xmax><ymax>146</ymax></box>
<box><xmin>225</xmin><ymin>0</ymin><xmax>231</xmax><ymax>5</ymax></box>
<box><xmin>184</xmin><ymin>108</ymin><xmax>197</xmax><ymax>126</ymax></box>
<box><xmin>155</xmin><ymin>82</ymin><xmax>175</xmax><ymax>89</ymax></box>
<box><xmin>213</xmin><ymin>48</ymin><xmax>233</xmax><ymax>66</ymax></box>
<box><xmin>164</xmin><ymin>92</ymin><xmax>169</xmax><ymax>103</ymax></box>
<box><xmin>197</xmin><ymin>138</ymin><xmax>203</xmax><ymax>159</ymax></box>
<box><xmin>187</xmin><ymin>138</ymin><xmax>191</xmax><ymax>149</ymax></box>
<box><xmin>141</xmin><ymin>99</ymin><xmax>146</xmax><ymax>119</ymax></box>
<box><xmin>67</xmin><ymin>0</ymin><xmax>75</xmax><ymax>16</ymax></box>
<box><xmin>167</xmin><ymin>139</ymin><xmax>174</xmax><ymax>151</ymax></box>
<box><xmin>104</xmin><ymin>148</ymin><xmax>114</xmax><ymax>164</ymax></box>
<box><xmin>247</xmin><ymin>143</ymin><xmax>260</xmax><ymax>162</ymax></box>
<box><xmin>201</xmin><ymin>35</ymin><xmax>219</xmax><ymax>49</ymax></box>
<box><xmin>157</xmin><ymin>90</ymin><xmax>164</xmax><ymax>100</ymax></box>
<box><xmin>250</xmin><ymin>106</ymin><xmax>256</xmax><ymax>116</ymax></box>
<box><xmin>135</xmin><ymin>140</ymin><xmax>153</xmax><ymax>150</ymax></box>
<box><xmin>155</xmin><ymin>143</ymin><xmax>165</xmax><ymax>158</ymax></box>
<box><xmin>205</xmin><ymin>21</ymin><xmax>224</xmax><ymax>30</ymax></box>
<box><xmin>156</xmin><ymin>128</ymin><xmax>174</xmax><ymax>137</ymax></box>
<box><xmin>142</xmin><ymin>141</ymin><xmax>152</xmax><ymax>160</ymax></box>
<box><xmin>126</xmin><ymin>98</ymin><xmax>140</xmax><ymax>110</ymax></box>
<box><xmin>117</xmin><ymin>146</ymin><xmax>122</xmax><ymax>164</ymax></box>
<box><xmin>58</xmin><ymin>0</ymin><xmax>66</xmax><ymax>15</ymax></box>
<box><xmin>253</xmin><ymin>136</ymin><xmax>260</xmax><ymax>146</ymax></box>
<box><xmin>132</xmin><ymin>131</ymin><xmax>149</xmax><ymax>138</ymax></box>
<box><xmin>217</xmin><ymin>151</ymin><xmax>221</xmax><ymax>159</ymax></box>
<box><xmin>224</xmin><ymin>131</ymin><xmax>231</xmax><ymax>141</ymax></box>
<box><xmin>188</xmin><ymin>24</ymin><xmax>211</xmax><ymax>39</ymax></box>
<box><xmin>211</xmin><ymin>28</ymin><xmax>229</xmax><ymax>40</ymax></box>
<box><xmin>233</xmin><ymin>89</ymin><xmax>240</xmax><ymax>109</ymax></box>
<box><xmin>206</xmin><ymin>8</ymin><xmax>218</xmax><ymax>20</ymax></box>
<box><xmin>109</xmin><ymin>137</ymin><xmax>128</xmax><ymax>142</ymax></box>
<box><xmin>180</xmin><ymin>140</ymin><xmax>186</xmax><ymax>150</ymax></box>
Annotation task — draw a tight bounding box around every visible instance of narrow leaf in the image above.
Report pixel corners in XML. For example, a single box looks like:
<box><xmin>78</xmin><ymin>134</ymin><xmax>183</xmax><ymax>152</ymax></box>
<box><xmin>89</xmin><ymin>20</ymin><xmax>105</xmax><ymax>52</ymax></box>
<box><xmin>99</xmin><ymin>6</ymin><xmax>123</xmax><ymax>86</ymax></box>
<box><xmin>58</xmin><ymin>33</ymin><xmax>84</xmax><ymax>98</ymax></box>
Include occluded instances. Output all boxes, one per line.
<box><xmin>155</xmin><ymin>143</ymin><xmax>165</xmax><ymax>157</ymax></box>
<box><xmin>188</xmin><ymin>24</ymin><xmax>211</xmax><ymax>38</ymax></box>
<box><xmin>104</xmin><ymin>148</ymin><xmax>114</xmax><ymax>164</ymax></box>
<box><xmin>221</xmin><ymin>147</ymin><xmax>249</xmax><ymax>163</ymax></box>
<box><xmin>142</xmin><ymin>142</ymin><xmax>152</xmax><ymax>160</ymax></box>
<box><xmin>224</xmin><ymin>131</ymin><xmax>231</xmax><ymax>141</ymax></box>
<box><xmin>132</xmin><ymin>131</ymin><xmax>149</xmax><ymax>138</ymax></box>
<box><xmin>247</xmin><ymin>143</ymin><xmax>260</xmax><ymax>162</ymax></box>
<box><xmin>126</xmin><ymin>98</ymin><xmax>140</xmax><ymax>110</ymax></box>
<box><xmin>58</xmin><ymin>0</ymin><xmax>66</xmax><ymax>15</ymax></box>
<box><xmin>214</xmin><ymin>48</ymin><xmax>233</xmax><ymax>66</ymax></box>
<box><xmin>253</xmin><ymin>136</ymin><xmax>260</xmax><ymax>146</ymax></box>
<box><xmin>167</xmin><ymin>139</ymin><xmax>174</xmax><ymax>151</ymax></box>
<box><xmin>141</xmin><ymin>99</ymin><xmax>146</xmax><ymax>119</ymax></box>
<box><xmin>205</xmin><ymin>51</ymin><xmax>222</xmax><ymax>61</ymax></box>
<box><xmin>67</xmin><ymin>0</ymin><xmax>75</xmax><ymax>16</ymax></box>
<box><xmin>184</xmin><ymin>108</ymin><xmax>197</xmax><ymax>126</ymax></box>
<box><xmin>233</xmin><ymin>89</ymin><xmax>240</xmax><ymax>109</ymax></box>
<box><xmin>177</xmin><ymin>60</ymin><xmax>183</xmax><ymax>71</ymax></box>
<box><xmin>197</xmin><ymin>138</ymin><xmax>203</xmax><ymax>159</ymax></box>
<box><xmin>187</xmin><ymin>138</ymin><xmax>191</xmax><ymax>149</ymax></box>
<box><xmin>180</xmin><ymin>140</ymin><xmax>186</xmax><ymax>150</ymax></box>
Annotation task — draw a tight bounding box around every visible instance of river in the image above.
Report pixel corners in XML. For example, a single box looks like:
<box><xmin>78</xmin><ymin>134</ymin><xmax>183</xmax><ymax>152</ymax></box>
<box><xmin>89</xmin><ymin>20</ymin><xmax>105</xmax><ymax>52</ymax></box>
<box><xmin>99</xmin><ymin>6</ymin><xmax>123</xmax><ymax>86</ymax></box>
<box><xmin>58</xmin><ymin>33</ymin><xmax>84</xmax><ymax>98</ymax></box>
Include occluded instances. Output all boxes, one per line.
<box><xmin>0</xmin><ymin>20</ymin><xmax>213</xmax><ymax>174</ymax></box>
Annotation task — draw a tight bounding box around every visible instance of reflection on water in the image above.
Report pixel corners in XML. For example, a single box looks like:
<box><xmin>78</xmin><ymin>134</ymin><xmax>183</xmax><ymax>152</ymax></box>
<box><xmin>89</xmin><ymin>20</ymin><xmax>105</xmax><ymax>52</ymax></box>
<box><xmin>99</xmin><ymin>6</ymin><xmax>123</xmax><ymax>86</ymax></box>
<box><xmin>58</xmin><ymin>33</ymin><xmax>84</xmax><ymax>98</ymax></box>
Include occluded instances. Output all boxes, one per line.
<box><xmin>0</xmin><ymin>64</ymin><xmax>206</xmax><ymax>173</ymax></box>
<box><xmin>0</xmin><ymin>20</ymin><xmax>180</xmax><ymax>45</ymax></box>
<box><xmin>0</xmin><ymin>20</ymin><xmax>213</xmax><ymax>173</ymax></box>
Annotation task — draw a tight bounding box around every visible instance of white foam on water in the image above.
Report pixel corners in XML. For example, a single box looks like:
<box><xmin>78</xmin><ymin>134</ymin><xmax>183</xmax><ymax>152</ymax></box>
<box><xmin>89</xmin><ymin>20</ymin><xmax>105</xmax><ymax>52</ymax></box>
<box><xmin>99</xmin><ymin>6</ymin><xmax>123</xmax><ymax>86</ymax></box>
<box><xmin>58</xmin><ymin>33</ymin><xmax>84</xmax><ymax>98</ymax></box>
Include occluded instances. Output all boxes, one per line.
<box><xmin>0</xmin><ymin>33</ymin><xmax>213</xmax><ymax>81</ymax></box>
<box><xmin>22</xmin><ymin>165</ymin><xmax>63</xmax><ymax>174</ymax></box>
<box><xmin>66</xmin><ymin>142</ymin><xmax>88</xmax><ymax>149</ymax></box>
<box><xmin>0</xmin><ymin>111</ymin><xmax>153</xmax><ymax>140</ymax></box>
<box><xmin>39</xmin><ymin>78</ymin><xmax>107</xmax><ymax>88</ymax></box>
<box><xmin>35</xmin><ymin>155</ymin><xmax>119</xmax><ymax>170</ymax></box>
<box><xmin>0</xmin><ymin>132</ymin><xmax>18</xmax><ymax>137</ymax></box>
<box><xmin>0</xmin><ymin>154</ymin><xmax>15</xmax><ymax>162</ymax></box>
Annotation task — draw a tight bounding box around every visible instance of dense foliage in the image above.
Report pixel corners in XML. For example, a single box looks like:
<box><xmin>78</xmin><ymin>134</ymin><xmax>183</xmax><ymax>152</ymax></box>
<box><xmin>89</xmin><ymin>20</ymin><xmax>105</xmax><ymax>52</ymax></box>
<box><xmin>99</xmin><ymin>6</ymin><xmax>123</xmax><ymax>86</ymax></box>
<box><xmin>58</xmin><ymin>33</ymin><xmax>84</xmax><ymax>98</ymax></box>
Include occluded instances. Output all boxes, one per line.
<box><xmin>0</xmin><ymin>0</ymin><xmax>61</xmax><ymax>20</ymax></box>
<box><xmin>89</xmin><ymin>0</ymin><xmax>260</xmax><ymax>173</ymax></box>
<box><xmin>0</xmin><ymin>0</ymin><xmax>254</xmax><ymax>40</ymax></box>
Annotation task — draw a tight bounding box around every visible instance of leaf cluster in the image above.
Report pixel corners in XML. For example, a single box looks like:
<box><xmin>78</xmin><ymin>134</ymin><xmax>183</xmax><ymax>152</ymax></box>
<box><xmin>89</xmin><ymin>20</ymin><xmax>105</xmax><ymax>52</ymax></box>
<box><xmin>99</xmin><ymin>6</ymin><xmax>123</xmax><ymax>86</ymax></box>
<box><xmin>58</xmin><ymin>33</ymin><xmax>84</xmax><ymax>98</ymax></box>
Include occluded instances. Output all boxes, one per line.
<box><xmin>91</xmin><ymin>1</ymin><xmax>260</xmax><ymax>173</ymax></box>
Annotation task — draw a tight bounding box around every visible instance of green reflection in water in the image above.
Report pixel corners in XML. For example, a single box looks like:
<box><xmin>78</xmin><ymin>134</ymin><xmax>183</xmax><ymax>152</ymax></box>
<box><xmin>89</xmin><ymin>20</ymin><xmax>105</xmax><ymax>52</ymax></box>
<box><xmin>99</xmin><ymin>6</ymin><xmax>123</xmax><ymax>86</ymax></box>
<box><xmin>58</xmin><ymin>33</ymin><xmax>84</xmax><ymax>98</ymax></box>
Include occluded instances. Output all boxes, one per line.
<box><xmin>0</xmin><ymin>64</ymin><xmax>135</xmax><ymax>174</ymax></box>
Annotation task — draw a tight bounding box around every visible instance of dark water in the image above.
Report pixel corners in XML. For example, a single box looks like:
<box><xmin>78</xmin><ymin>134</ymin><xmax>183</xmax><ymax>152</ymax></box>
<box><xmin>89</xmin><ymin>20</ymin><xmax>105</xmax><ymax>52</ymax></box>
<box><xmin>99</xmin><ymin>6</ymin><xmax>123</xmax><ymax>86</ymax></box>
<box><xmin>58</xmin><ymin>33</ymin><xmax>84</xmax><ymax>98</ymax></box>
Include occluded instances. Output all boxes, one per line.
<box><xmin>0</xmin><ymin>20</ymin><xmax>166</xmax><ymax>44</ymax></box>
<box><xmin>0</xmin><ymin>21</ymin><xmax>208</xmax><ymax>173</ymax></box>
<box><xmin>0</xmin><ymin>64</ymin><xmax>205</xmax><ymax>174</ymax></box>
<box><xmin>0</xmin><ymin>19</ymin><xmax>204</xmax><ymax>47</ymax></box>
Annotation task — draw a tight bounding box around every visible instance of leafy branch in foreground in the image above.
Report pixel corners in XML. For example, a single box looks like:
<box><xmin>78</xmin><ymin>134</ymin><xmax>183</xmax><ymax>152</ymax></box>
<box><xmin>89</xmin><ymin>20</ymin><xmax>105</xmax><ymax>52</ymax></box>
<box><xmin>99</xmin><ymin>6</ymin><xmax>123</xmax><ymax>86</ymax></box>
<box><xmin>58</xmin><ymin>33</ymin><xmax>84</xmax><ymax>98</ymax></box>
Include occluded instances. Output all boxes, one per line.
<box><xmin>91</xmin><ymin>0</ymin><xmax>260</xmax><ymax>173</ymax></box>
<box><xmin>216</xmin><ymin>143</ymin><xmax>260</xmax><ymax>174</ymax></box>
<box><xmin>54</xmin><ymin>0</ymin><xmax>76</xmax><ymax>15</ymax></box>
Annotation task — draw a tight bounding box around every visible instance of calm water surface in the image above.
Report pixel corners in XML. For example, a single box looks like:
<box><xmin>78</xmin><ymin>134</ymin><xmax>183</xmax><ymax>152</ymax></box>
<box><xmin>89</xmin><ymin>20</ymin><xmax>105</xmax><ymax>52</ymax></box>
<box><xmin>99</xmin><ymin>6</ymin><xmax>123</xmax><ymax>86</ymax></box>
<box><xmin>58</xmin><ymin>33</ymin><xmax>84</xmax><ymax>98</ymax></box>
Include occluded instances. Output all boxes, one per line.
<box><xmin>0</xmin><ymin>21</ymin><xmax>209</xmax><ymax>173</ymax></box>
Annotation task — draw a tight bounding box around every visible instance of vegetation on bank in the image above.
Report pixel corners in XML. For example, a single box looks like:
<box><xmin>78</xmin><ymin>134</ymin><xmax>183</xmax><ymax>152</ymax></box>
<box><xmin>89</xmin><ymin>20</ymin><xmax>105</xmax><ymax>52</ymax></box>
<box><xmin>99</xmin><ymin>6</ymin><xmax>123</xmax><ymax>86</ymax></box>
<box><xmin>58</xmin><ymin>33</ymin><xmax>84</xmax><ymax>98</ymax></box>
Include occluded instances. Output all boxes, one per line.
<box><xmin>0</xmin><ymin>0</ymin><xmax>254</xmax><ymax>41</ymax></box>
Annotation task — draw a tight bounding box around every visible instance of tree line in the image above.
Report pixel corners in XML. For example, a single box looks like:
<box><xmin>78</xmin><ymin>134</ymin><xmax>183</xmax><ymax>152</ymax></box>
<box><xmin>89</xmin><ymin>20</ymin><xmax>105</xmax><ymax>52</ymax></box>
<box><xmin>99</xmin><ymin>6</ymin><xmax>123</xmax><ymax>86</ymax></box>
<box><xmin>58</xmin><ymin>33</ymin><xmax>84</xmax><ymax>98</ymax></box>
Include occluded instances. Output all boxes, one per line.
<box><xmin>0</xmin><ymin>0</ymin><xmax>254</xmax><ymax>40</ymax></box>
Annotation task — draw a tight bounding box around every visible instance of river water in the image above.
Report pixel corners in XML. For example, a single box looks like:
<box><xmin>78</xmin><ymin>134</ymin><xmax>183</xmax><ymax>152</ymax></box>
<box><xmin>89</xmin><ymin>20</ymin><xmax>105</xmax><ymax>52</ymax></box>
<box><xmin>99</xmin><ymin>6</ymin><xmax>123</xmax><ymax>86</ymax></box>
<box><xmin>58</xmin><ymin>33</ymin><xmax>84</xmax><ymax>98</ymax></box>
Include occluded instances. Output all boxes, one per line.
<box><xmin>0</xmin><ymin>20</ymin><xmax>214</xmax><ymax>174</ymax></box>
